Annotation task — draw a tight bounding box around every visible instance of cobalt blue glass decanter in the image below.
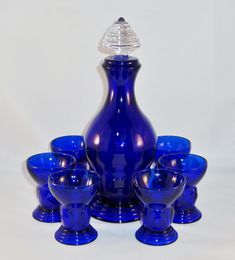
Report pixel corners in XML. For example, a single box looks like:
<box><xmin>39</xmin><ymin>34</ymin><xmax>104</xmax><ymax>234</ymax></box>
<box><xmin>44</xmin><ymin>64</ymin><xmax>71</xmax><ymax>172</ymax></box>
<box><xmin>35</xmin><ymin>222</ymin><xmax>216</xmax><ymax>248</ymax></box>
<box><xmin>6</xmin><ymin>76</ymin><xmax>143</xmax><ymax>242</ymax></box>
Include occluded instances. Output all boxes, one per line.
<box><xmin>84</xmin><ymin>18</ymin><xmax>156</xmax><ymax>223</ymax></box>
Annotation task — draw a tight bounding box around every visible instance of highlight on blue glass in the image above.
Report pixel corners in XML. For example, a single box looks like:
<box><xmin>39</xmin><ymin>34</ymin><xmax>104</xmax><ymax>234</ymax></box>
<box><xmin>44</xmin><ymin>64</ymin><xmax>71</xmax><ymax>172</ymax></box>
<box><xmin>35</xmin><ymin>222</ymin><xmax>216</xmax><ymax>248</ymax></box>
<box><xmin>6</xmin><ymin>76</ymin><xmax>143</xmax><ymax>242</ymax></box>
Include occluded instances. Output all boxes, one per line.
<box><xmin>50</xmin><ymin>135</ymin><xmax>91</xmax><ymax>170</ymax></box>
<box><xmin>132</xmin><ymin>168</ymin><xmax>186</xmax><ymax>246</ymax></box>
<box><xmin>158</xmin><ymin>153</ymin><xmax>207</xmax><ymax>224</ymax></box>
<box><xmin>48</xmin><ymin>169</ymin><xmax>100</xmax><ymax>245</ymax></box>
<box><xmin>26</xmin><ymin>152</ymin><xmax>76</xmax><ymax>223</ymax></box>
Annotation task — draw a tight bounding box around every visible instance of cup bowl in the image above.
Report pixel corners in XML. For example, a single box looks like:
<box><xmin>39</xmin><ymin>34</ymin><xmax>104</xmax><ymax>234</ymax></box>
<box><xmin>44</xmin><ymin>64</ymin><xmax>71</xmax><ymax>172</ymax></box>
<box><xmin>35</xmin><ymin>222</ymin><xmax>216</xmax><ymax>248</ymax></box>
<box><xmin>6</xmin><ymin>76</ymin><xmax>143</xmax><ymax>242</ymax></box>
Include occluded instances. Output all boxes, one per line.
<box><xmin>132</xmin><ymin>168</ymin><xmax>186</xmax><ymax>205</ymax></box>
<box><xmin>155</xmin><ymin>135</ymin><xmax>191</xmax><ymax>161</ymax></box>
<box><xmin>158</xmin><ymin>153</ymin><xmax>207</xmax><ymax>186</ymax></box>
<box><xmin>26</xmin><ymin>152</ymin><xmax>76</xmax><ymax>185</ymax></box>
<box><xmin>48</xmin><ymin>169</ymin><xmax>100</xmax><ymax>205</ymax></box>
<box><xmin>50</xmin><ymin>135</ymin><xmax>86</xmax><ymax>161</ymax></box>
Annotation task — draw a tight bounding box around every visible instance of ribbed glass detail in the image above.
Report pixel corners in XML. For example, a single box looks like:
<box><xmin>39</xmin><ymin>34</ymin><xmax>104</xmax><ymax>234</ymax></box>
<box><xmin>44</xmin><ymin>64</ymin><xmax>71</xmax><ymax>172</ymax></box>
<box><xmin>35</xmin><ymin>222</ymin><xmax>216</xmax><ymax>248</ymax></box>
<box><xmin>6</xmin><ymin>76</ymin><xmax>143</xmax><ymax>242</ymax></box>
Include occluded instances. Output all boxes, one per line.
<box><xmin>101</xmin><ymin>17</ymin><xmax>140</xmax><ymax>55</ymax></box>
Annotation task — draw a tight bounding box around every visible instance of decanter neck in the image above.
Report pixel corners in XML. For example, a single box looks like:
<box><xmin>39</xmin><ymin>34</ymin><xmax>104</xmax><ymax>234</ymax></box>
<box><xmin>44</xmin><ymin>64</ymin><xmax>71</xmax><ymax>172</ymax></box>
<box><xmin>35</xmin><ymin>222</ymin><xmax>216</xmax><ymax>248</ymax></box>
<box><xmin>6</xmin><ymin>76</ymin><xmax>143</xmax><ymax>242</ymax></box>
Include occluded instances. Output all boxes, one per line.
<box><xmin>102</xmin><ymin>56</ymin><xmax>141</xmax><ymax>105</ymax></box>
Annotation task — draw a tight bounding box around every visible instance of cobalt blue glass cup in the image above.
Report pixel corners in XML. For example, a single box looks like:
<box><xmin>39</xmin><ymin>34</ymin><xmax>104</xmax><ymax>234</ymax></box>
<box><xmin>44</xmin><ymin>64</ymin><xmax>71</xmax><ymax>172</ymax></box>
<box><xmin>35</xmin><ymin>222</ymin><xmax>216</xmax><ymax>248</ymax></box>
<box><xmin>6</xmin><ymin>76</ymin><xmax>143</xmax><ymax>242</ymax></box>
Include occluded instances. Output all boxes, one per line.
<box><xmin>151</xmin><ymin>136</ymin><xmax>191</xmax><ymax>168</ymax></box>
<box><xmin>50</xmin><ymin>135</ymin><xmax>90</xmax><ymax>170</ymax></box>
<box><xmin>26</xmin><ymin>152</ymin><xmax>76</xmax><ymax>223</ymax></box>
<box><xmin>158</xmin><ymin>153</ymin><xmax>207</xmax><ymax>224</ymax></box>
<box><xmin>48</xmin><ymin>169</ymin><xmax>100</xmax><ymax>245</ymax></box>
<box><xmin>132</xmin><ymin>168</ymin><xmax>186</xmax><ymax>246</ymax></box>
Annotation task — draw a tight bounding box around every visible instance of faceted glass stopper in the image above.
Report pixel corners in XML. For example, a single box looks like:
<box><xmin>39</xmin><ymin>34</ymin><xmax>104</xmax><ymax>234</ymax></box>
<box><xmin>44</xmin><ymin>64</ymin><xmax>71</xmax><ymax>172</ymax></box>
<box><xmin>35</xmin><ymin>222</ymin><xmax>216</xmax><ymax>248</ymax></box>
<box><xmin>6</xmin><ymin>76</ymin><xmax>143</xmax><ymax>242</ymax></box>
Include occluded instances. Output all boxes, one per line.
<box><xmin>101</xmin><ymin>17</ymin><xmax>141</xmax><ymax>55</ymax></box>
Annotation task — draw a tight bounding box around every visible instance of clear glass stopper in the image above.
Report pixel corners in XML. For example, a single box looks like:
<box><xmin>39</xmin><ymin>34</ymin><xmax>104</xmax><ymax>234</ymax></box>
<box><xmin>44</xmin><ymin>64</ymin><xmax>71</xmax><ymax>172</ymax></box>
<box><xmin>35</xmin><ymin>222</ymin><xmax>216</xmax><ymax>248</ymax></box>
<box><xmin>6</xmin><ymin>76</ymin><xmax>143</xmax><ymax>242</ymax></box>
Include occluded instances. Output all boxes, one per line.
<box><xmin>101</xmin><ymin>17</ymin><xmax>141</xmax><ymax>55</ymax></box>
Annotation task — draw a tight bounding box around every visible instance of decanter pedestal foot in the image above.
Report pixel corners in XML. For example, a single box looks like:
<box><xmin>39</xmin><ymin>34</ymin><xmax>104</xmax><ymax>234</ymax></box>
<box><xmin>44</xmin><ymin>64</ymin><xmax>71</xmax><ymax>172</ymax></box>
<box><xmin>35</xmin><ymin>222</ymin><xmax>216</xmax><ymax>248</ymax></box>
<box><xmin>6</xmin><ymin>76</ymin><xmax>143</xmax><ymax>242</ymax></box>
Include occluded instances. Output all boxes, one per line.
<box><xmin>91</xmin><ymin>196</ymin><xmax>140</xmax><ymax>223</ymax></box>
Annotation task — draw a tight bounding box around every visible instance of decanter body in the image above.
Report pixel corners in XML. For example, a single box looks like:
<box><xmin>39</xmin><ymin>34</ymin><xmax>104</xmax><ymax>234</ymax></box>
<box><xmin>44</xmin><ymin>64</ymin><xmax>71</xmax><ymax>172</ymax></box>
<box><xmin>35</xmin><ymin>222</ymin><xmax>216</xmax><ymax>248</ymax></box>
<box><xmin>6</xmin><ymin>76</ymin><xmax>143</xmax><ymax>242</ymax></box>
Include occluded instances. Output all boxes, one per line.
<box><xmin>85</xmin><ymin>56</ymin><xmax>156</xmax><ymax>222</ymax></box>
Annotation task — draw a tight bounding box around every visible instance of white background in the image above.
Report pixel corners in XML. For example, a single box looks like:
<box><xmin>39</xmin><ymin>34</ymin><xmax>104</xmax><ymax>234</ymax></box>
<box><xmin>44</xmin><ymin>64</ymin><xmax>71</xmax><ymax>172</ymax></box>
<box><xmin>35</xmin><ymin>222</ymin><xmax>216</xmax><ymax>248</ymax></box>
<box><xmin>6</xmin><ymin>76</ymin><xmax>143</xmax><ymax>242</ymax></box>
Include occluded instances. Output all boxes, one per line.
<box><xmin>0</xmin><ymin>0</ymin><xmax>234</xmax><ymax>259</ymax></box>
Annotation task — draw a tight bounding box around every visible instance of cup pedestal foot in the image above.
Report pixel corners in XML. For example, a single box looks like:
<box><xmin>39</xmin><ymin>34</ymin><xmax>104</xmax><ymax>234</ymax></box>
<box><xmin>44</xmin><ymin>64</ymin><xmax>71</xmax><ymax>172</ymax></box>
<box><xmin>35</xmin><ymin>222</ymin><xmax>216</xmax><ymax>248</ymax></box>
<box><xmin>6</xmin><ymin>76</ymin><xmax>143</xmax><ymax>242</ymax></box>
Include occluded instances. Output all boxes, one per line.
<box><xmin>173</xmin><ymin>206</ymin><xmax>202</xmax><ymax>224</ymax></box>
<box><xmin>55</xmin><ymin>225</ymin><xmax>98</xmax><ymax>245</ymax></box>
<box><xmin>32</xmin><ymin>206</ymin><xmax>60</xmax><ymax>223</ymax></box>
<box><xmin>135</xmin><ymin>225</ymin><xmax>178</xmax><ymax>246</ymax></box>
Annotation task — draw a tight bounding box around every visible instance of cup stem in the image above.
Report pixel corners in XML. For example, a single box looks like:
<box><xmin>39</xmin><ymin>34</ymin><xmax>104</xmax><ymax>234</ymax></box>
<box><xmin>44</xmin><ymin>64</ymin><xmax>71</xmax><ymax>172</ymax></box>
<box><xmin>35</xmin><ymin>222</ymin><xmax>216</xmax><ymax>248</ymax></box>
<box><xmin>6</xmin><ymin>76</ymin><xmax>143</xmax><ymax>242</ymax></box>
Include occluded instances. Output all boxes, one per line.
<box><xmin>174</xmin><ymin>185</ymin><xmax>197</xmax><ymax>211</ymax></box>
<box><xmin>142</xmin><ymin>204</ymin><xmax>174</xmax><ymax>231</ymax></box>
<box><xmin>136</xmin><ymin>204</ymin><xmax>177</xmax><ymax>246</ymax></box>
<box><xmin>32</xmin><ymin>185</ymin><xmax>60</xmax><ymax>222</ymax></box>
<box><xmin>55</xmin><ymin>204</ymin><xmax>97</xmax><ymax>245</ymax></box>
<box><xmin>36</xmin><ymin>185</ymin><xmax>60</xmax><ymax>209</ymax></box>
<box><xmin>173</xmin><ymin>185</ymin><xmax>202</xmax><ymax>223</ymax></box>
<box><xmin>61</xmin><ymin>204</ymin><xmax>90</xmax><ymax>232</ymax></box>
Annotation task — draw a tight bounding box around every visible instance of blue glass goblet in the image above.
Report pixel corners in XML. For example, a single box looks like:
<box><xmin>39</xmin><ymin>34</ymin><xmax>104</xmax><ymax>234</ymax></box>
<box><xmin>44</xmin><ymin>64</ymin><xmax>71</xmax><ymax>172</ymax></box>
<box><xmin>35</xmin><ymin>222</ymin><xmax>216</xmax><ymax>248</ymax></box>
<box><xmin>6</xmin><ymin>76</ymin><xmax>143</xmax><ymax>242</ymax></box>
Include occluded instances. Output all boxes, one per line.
<box><xmin>48</xmin><ymin>169</ymin><xmax>100</xmax><ymax>245</ymax></box>
<box><xmin>158</xmin><ymin>153</ymin><xmax>207</xmax><ymax>224</ymax></box>
<box><xmin>132</xmin><ymin>168</ymin><xmax>186</xmax><ymax>246</ymax></box>
<box><xmin>26</xmin><ymin>152</ymin><xmax>76</xmax><ymax>223</ymax></box>
<box><xmin>151</xmin><ymin>136</ymin><xmax>191</xmax><ymax>168</ymax></box>
<box><xmin>50</xmin><ymin>135</ymin><xmax>90</xmax><ymax>169</ymax></box>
